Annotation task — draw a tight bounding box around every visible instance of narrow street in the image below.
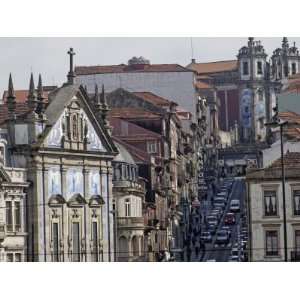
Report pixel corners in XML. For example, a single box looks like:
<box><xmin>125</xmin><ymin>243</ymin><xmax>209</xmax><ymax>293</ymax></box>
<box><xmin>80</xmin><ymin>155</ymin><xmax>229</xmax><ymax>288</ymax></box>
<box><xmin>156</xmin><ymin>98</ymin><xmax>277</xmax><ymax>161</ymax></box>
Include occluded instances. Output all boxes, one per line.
<box><xmin>201</xmin><ymin>178</ymin><xmax>246</xmax><ymax>262</ymax></box>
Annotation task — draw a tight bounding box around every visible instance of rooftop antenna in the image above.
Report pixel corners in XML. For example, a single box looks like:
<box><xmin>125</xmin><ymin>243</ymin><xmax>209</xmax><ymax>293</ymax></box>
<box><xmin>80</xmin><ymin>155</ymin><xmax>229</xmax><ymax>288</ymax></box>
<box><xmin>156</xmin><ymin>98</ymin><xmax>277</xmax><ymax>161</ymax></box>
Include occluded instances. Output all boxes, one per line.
<box><xmin>190</xmin><ymin>37</ymin><xmax>195</xmax><ymax>63</ymax></box>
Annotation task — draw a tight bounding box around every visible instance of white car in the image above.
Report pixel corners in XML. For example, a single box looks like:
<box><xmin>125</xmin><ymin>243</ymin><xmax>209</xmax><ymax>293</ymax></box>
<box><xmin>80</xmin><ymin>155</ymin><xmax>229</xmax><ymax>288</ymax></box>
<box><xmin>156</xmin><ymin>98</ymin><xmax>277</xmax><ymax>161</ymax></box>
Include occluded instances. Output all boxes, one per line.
<box><xmin>230</xmin><ymin>199</ymin><xmax>240</xmax><ymax>212</ymax></box>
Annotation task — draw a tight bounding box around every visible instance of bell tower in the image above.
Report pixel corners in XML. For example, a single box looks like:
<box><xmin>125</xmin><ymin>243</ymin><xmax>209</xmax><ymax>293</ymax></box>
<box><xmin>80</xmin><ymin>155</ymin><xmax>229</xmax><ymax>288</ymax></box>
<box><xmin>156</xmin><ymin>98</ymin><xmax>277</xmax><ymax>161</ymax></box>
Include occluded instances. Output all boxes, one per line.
<box><xmin>237</xmin><ymin>37</ymin><xmax>268</xmax><ymax>143</ymax></box>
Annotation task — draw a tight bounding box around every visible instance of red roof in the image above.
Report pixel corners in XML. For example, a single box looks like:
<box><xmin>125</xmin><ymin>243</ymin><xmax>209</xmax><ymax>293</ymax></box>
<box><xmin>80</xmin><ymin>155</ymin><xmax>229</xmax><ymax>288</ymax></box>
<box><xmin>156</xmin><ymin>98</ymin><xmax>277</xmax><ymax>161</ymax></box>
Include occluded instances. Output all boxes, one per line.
<box><xmin>278</xmin><ymin>111</ymin><xmax>300</xmax><ymax>140</ymax></box>
<box><xmin>75</xmin><ymin>64</ymin><xmax>191</xmax><ymax>75</ymax></box>
<box><xmin>187</xmin><ymin>60</ymin><xmax>238</xmax><ymax>74</ymax></box>
<box><xmin>195</xmin><ymin>80</ymin><xmax>213</xmax><ymax>90</ymax></box>
<box><xmin>110</xmin><ymin>117</ymin><xmax>161</xmax><ymax>140</ymax></box>
<box><xmin>268</xmin><ymin>152</ymin><xmax>300</xmax><ymax>169</ymax></box>
<box><xmin>133</xmin><ymin>92</ymin><xmax>171</xmax><ymax>107</ymax></box>
<box><xmin>0</xmin><ymin>103</ymin><xmax>30</xmax><ymax>124</ymax></box>
<box><xmin>112</xmin><ymin>136</ymin><xmax>151</xmax><ymax>163</ymax></box>
<box><xmin>2</xmin><ymin>87</ymin><xmax>54</xmax><ymax>103</ymax></box>
<box><xmin>282</xmin><ymin>74</ymin><xmax>300</xmax><ymax>93</ymax></box>
<box><xmin>109</xmin><ymin>107</ymin><xmax>161</xmax><ymax>119</ymax></box>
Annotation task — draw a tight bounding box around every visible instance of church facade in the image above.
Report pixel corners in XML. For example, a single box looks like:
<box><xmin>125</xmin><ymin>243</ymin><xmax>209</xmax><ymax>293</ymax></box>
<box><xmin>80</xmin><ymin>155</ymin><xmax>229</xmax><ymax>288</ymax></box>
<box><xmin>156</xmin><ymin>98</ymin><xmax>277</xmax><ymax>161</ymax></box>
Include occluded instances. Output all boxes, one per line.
<box><xmin>0</xmin><ymin>50</ymin><xmax>121</xmax><ymax>261</ymax></box>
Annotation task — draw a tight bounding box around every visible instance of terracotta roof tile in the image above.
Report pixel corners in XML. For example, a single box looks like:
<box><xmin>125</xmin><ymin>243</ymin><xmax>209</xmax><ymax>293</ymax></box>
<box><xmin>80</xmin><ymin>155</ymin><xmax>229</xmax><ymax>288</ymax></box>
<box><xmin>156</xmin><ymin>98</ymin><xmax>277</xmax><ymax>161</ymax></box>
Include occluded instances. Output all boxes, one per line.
<box><xmin>2</xmin><ymin>87</ymin><xmax>55</xmax><ymax>103</ymax></box>
<box><xmin>278</xmin><ymin>111</ymin><xmax>300</xmax><ymax>140</ymax></box>
<box><xmin>132</xmin><ymin>92</ymin><xmax>171</xmax><ymax>107</ymax></box>
<box><xmin>187</xmin><ymin>60</ymin><xmax>238</xmax><ymax>74</ymax></box>
<box><xmin>112</xmin><ymin>136</ymin><xmax>151</xmax><ymax>163</ymax></box>
<box><xmin>109</xmin><ymin>107</ymin><xmax>161</xmax><ymax>119</ymax></box>
<box><xmin>75</xmin><ymin>64</ymin><xmax>191</xmax><ymax>75</ymax></box>
<box><xmin>109</xmin><ymin>117</ymin><xmax>161</xmax><ymax>139</ymax></box>
<box><xmin>195</xmin><ymin>81</ymin><xmax>213</xmax><ymax>89</ymax></box>
<box><xmin>268</xmin><ymin>152</ymin><xmax>300</xmax><ymax>169</ymax></box>
<box><xmin>0</xmin><ymin>103</ymin><xmax>31</xmax><ymax>124</ymax></box>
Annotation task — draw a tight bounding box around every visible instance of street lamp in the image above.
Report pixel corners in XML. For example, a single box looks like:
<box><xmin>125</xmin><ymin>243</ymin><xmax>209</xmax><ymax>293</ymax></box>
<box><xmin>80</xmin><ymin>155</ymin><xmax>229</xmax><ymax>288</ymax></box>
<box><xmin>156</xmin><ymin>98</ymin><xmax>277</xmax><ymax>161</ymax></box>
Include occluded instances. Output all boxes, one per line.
<box><xmin>265</xmin><ymin>119</ymin><xmax>288</xmax><ymax>261</ymax></box>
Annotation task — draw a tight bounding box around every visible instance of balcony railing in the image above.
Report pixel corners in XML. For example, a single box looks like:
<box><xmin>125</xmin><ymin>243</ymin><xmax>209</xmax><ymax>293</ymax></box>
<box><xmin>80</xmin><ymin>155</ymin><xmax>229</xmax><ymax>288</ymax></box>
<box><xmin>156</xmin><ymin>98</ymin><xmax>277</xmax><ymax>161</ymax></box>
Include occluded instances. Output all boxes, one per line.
<box><xmin>118</xmin><ymin>217</ymin><xmax>144</xmax><ymax>227</ymax></box>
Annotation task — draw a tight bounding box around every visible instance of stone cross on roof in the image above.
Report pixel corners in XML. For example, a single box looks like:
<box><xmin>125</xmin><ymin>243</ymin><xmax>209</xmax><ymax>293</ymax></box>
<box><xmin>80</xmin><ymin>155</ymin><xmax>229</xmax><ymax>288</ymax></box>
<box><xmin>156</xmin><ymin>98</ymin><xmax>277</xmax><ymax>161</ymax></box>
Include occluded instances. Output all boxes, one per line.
<box><xmin>67</xmin><ymin>47</ymin><xmax>76</xmax><ymax>84</ymax></box>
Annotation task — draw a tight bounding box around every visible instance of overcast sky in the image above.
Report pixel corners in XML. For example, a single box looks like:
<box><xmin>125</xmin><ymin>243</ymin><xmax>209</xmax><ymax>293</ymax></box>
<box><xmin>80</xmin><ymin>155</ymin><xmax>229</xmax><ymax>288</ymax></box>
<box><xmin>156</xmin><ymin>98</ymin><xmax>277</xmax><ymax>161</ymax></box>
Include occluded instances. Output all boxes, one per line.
<box><xmin>1</xmin><ymin>37</ymin><xmax>300</xmax><ymax>95</ymax></box>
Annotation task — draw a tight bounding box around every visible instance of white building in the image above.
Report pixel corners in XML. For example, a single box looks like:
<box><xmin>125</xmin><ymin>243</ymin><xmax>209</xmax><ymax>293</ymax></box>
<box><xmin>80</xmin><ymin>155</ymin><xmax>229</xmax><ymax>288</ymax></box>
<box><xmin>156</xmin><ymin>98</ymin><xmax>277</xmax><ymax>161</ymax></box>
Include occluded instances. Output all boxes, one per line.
<box><xmin>75</xmin><ymin>56</ymin><xmax>198</xmax><ymax>120</ymax></box>
<box><xmin>112</xmin><ymin>140</ymin><xmax>146</xmax><ymax>262</ymax></box>
<box><xmin>246</xmin><ymin>152</ymin><xmax>300</xmax><ymax>261</ymax></box>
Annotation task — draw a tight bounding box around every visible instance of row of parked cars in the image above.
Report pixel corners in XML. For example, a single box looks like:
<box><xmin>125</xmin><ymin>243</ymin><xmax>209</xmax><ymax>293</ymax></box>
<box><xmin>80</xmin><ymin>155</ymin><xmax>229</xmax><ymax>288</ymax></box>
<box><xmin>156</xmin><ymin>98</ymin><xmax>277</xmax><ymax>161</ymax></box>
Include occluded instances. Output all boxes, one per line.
<box><xmin>200</xmin><ymin>178</ymin><xmax>236</xmax><ymax>244</ymax></box>
<box><xmin>228</xmin><ymin>210</ymin><xmax>249</xmax><ymax>261</ymax></box>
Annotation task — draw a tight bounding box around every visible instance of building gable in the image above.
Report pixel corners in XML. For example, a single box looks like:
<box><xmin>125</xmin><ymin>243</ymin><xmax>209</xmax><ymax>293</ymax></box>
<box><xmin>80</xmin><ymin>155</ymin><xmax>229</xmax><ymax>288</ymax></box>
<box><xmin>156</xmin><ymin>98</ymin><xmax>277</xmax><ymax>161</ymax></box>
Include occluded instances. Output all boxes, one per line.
<box><xmin>40</xmin><ymin>84</ymin><xmax>117</xmax><ymax>154</ymax></box>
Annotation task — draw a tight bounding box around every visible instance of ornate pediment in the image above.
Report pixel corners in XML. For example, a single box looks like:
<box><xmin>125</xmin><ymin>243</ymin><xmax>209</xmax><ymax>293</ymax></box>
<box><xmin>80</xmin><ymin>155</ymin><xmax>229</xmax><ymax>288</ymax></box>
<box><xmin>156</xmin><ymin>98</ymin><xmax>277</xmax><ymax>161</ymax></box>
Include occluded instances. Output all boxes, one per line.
<box><xmin>89</xmin><ymin>195</ymin><xmax>105</xmax><ymax>207</ymax></box>
<box><xmin>48</xmin><ymin>194</ymin><xmax>66</xmax><ymax>206</ymax></box>
<box><xmin>44</xmin><ymin>104</ymin><xmax>106</xmax><ymax>152</ymax></box>
<box><xmin>68</xmin><ymin>193</ymin><xmax>87</xmax><ymax>207</ymax></box>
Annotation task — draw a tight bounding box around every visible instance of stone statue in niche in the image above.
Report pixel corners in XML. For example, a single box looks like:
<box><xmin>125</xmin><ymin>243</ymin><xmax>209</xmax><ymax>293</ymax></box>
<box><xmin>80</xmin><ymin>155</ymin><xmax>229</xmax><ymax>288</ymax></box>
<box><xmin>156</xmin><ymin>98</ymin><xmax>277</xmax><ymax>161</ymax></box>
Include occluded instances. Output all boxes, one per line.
<box><xmin>67</xmin><ymin>168</ymin><xmax>83</xmax><ymax>197</ymax></box>
<box><xmin>89</xmin><ymin>171</ymin><xmax>100</xmax><ymax>196</ymax></box>
<box><xmin>48</xmin><ymin>168</ymin><xmax>61</xmax><ymax>197</ymax></box>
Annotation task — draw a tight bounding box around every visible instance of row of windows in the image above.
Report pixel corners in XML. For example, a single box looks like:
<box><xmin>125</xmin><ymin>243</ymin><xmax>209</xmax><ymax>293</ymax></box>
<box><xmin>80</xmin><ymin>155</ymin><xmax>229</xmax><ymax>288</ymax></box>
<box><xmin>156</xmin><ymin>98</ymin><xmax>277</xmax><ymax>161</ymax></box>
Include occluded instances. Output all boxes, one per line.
<box><xmin>242</xmin><ymin>61</ymin><xmax>297</xmax><ymax>77</ymax></box>
<box><xmin>52</xmin><ymin>221</ymin><xmax>100</xmax><ymax>262</ymax></box>
<box><xmin>113</xmin><ymin>163</ymin><xmax>138</xmax><ymax>182</ymax></box>
<box><xmin>6</xmin><ymin>252</ymin><xmax>22</xmax><ymax>262</ymax></box>
<box><xmin>242</xmin><ymin>61</ymin><xmax>263</xmax><ymax>76</ymax></box>
<box><xmin>263</xmin><ymin>190</ymin><xmax>300</xmax><ymax>217</ymax></box>
<box><xmin>265</xmin><ymin>230</ymin><xmax>300</xmax><ymax>257</ymax></box>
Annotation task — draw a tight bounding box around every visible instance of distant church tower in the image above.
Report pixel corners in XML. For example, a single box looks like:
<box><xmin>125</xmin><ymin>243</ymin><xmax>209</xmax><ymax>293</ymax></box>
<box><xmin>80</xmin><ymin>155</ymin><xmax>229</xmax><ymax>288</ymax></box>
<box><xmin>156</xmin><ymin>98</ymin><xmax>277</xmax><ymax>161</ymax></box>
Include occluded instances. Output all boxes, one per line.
<box><xmin>271</xmin><ymin>37</ymin><xmax>300</xmax><ymax>81</ymax></box>
<box><xmin>237</xmin><ymin>37</ymin><xmax>269</xmax><ymax>143</ymax></box>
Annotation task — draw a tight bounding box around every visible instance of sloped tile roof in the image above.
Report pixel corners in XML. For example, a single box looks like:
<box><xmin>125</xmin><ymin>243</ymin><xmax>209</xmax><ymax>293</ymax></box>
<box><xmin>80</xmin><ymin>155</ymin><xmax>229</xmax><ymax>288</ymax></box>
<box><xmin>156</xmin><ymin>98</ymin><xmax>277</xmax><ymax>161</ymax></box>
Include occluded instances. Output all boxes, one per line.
<box><xmin>187</xmin><ymin>60</ymin><xmax>238</xmax><ymax>74</ymax></box>
<box><xmin>282</xmin><ymin>73</ymin><xmax>300</xmax><ymax>93</ymax></box>
<box><xmin>278</xmin><ymin>111</ymin><xmax>300</xmax><ymax>140</ymax></box>
<box><xmin>2</xmin><ymin>87</ymin><xmax>55</xmax><ymax>103</ymax></box>
<box><xmin>75</xmin><ymin>64</ymin><xmax>191</xmax><ymax>75</ymax></box>
<box><xmin>112</xmin><ymin>136</ymin><xmax>151</xmax><ymax>164</ymax></box>
<box><xmin>109</xmin><ymin>107</ymin><xmax>162</xmax><ymax>119</ymax></box>
<box><xmin>132</xmin><ymin>92</ymin><xmax>171</xmax><ymax>107</ymax></box>
<box><xmin>0</xmin><ymin>103</ymin><xmax>30</xmax><ymax>125</ymax></box>
<box><xmin>268</xmin><ymin>151</ymin><xmax>300</xmax><ymax>169</ymax></box>
<box><xmin>110</xmin><ymin>117</ymin><xmax>161</xmax><ymax>139</ymax></box>
<box><xmin>195</xmin><ymin>80</ymin><xmax>213</xmax><ymax>89</ymax></box>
